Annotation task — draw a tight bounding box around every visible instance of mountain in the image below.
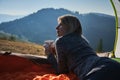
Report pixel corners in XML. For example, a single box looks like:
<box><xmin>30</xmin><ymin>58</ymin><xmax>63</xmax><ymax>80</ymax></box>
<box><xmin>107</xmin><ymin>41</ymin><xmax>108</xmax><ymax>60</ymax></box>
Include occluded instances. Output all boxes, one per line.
<box><xmin>0</xmin><ymin>14</ymin><xmax>25</xmax><ymax>23</ymax></box>
<box><xmin>81</xmin><ymin>13</ymin><xmax>115</xmax><ymax>52</ymax></box>
<box><xmin>0</xmin><ymin>8</ymin><xmax>115</xmax><ymax>52</ymax></box>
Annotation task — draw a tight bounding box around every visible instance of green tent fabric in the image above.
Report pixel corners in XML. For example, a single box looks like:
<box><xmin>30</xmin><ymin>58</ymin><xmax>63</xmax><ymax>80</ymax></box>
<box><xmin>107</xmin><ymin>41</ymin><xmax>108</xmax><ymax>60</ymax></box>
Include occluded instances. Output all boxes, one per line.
<box><xmin>111</xmin><ymin>0</ymin><xmax>120</xmax><ymax>57</ymax></box>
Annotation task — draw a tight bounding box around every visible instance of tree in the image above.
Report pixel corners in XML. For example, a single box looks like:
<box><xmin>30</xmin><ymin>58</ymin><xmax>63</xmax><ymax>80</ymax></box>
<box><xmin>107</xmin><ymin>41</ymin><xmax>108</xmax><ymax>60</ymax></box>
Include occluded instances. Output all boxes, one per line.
<box><xmin>9</xmin><ymin>35</ymin><xmax>16</xmax><ymax>41</ymax></box>
<box><xmin>96</xmin><ymin>38</ymin><xmax>103</xmax><ymax>53</ymax></box>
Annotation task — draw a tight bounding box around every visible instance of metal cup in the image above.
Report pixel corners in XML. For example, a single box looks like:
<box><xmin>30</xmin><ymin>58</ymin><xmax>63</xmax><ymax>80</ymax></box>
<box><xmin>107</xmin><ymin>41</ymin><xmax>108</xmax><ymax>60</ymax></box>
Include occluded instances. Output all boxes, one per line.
<box><xmin>44</xmin><ymin>40</ymin><xmax>54</xmax><ymax>46</ymax></box>
<box><xmin>43</xmin><ymin>40</ymin><xmax>54</xmax><ymax>55</ymax></box>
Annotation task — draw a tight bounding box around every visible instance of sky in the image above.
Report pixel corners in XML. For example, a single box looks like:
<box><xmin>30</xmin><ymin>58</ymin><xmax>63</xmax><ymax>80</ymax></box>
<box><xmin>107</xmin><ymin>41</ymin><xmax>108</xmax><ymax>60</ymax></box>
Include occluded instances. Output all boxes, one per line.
<box><xmin>0</xmin><ymin>0</ymin><xmax>115</xmax><ymax>16</ymax></box>
<box><xmin>113</xmin><ymin>0</ymin><xmax>120</xmax><ymax>17</ymax></box>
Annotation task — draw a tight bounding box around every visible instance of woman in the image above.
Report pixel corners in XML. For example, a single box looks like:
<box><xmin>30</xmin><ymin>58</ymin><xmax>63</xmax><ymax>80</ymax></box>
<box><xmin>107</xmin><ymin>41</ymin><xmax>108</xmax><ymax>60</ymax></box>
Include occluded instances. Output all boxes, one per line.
<box><xmin>44</xmin><ymin>14</ymin><xmax>120</xmax><ymax>80</ymax></box>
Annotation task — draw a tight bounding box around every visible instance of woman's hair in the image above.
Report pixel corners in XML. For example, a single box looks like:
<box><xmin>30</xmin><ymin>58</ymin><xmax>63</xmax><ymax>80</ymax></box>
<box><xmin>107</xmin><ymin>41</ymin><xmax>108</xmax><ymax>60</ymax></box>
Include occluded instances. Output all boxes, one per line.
<box><xmin>58</xmin><ymin>14</ymin><xmax>82</xmax><ymax>35</ymax></box>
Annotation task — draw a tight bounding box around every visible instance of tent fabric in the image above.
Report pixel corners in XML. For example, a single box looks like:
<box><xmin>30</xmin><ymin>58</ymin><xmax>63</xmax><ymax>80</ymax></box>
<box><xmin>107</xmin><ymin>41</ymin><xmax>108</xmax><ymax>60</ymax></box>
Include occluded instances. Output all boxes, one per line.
<box><xmin>112</xmin><ymin>0</ymin><xmax>120</xmax><ymax>57</ymax></box>
<box><xmin>0</xmin><ymin>55</ymin><xmax>78</xmax><ymax>80</ymax></box>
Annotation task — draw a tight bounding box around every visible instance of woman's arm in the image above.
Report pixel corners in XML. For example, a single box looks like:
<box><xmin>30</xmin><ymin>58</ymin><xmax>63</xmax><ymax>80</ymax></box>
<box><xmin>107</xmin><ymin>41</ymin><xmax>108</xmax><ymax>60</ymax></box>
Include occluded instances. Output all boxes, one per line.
<box><xmin>43</xmin><ymin>42</ymin><xmax>58</xmax><ymax>72</ymax></box>
<box><xmin>47</xmin><ymin>53</ymin><xmax>58</xmax><ymax>72</ymax></box>
<box><xmin>56</xmin><ymin>39</ymin><xmax>69</xmax><ymax>74</ymax></box>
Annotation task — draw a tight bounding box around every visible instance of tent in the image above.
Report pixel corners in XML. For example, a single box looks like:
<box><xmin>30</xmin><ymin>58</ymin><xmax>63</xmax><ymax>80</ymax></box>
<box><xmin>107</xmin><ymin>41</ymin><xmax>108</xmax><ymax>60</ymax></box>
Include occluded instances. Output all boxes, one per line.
<box><xmin>111</xmin><ymin>0</ymin><xmax>120</xmax><ymax>57</ymax></box>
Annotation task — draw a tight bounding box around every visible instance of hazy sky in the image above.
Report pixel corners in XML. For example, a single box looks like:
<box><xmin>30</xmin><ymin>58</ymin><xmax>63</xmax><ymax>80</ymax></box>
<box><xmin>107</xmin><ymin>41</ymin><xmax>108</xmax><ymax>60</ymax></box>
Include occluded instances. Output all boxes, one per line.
<box><xmin>0</xmin><ymin>0</ymin><xmax>115</xmax><ymax>16</ymax></box>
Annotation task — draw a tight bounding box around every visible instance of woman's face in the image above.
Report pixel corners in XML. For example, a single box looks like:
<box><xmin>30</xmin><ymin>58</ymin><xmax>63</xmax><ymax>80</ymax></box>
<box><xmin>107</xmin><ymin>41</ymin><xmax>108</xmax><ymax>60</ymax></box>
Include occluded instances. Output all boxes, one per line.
<box><xmin>56</xmin><ymin>20</ymin><xmax>68</xmax><ymax>37</ymax></box>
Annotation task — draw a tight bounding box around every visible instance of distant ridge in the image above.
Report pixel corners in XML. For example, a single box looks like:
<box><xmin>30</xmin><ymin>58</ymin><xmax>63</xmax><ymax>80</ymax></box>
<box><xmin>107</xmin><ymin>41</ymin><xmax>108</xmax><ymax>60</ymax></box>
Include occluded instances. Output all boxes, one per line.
<box><xmin>0</xmin><ymin>8</ymin><xmax>115</xmax><ymax>52</ymax></box>
<box><xmin>0</xmin><ymin>14</ymin><xmax>25</xmax><ymax>23</ymax></box>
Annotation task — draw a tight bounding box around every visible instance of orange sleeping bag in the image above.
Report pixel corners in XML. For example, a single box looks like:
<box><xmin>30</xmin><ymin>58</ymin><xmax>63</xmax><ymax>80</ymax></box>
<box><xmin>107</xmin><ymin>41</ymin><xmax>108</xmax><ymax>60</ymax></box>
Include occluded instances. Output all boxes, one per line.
<box><xmin>0</xmin><ymin>55</ymin><xmax>78</xmax><ymax>80</ymax></box>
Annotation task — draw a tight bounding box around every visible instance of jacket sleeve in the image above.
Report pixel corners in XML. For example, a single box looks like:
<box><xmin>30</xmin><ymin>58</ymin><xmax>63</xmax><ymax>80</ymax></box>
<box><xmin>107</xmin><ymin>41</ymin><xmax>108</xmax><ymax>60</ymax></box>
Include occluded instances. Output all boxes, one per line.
<box><xmin>47</xmin><ymin>53</ymin><xmax>58</xmax><ymax>72</ymax></box>
<box><xmin>55</xmin><ymin>38</ymin><xmax>69</xmax><ymax>74</ymax></box>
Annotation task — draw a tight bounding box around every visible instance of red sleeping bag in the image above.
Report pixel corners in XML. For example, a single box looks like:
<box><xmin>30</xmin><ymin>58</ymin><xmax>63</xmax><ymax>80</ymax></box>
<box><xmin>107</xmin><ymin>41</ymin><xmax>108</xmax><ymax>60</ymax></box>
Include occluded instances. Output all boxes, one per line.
<box><xmin>0</xmin><ymin>55</ymin><xmax>78</xmax><ymax>80</ymax></box>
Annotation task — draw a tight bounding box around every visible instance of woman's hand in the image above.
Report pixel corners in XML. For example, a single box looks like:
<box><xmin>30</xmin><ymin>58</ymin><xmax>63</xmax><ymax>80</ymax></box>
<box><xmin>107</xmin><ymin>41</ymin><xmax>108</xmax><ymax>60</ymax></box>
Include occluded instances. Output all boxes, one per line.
<box><xmin>43</xmin><ymin>40</ymin><xmax>56</xmax><ymax>55</ymax></box>
<box><xmin>43</xmin><ymin>43</ymin><xmax>51</xmax><ymax>55</ymax></box>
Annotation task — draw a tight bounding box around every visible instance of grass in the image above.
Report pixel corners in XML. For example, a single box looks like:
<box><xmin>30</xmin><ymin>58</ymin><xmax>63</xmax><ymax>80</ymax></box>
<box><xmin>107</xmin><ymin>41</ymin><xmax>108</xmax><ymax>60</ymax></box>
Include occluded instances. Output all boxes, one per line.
<box><xmin>112</xmin><ymin>58</ymin><xmax>120</xmax><ymax>63</ymax></box>
<box><xmin>0</xmin><ymin>39</ymin><xmax>45</xmax><ymax>56</ymax></box>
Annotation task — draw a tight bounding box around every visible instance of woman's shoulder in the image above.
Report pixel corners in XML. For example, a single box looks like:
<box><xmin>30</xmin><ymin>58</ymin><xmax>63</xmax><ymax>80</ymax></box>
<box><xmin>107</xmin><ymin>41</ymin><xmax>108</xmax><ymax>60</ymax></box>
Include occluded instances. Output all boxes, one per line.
<box><xmin>55</xmin><ymin>37</ymin><xmax>67</xmax><ymax>45</ymax></box>
<box><xmin>55</xmin><ymin>33</ymin><xmax>83</xmax><ymax>45</ymax></box>
<box><xmin>56</xmin><ymin>33</ymin><xmax>75</xmax><ymax>42</ymax></box>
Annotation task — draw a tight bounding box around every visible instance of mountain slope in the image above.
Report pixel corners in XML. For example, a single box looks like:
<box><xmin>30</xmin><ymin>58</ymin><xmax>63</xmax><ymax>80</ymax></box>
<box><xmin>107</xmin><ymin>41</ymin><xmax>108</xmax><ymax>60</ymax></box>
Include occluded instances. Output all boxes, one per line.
<box><xmin>0</xmin><ymin>39</ymin><xmax>45</xmax><ymax>55</ymax></box>
<box><xmin>0</xmin><ymin>14</ymin><xmax>24</xmax><ymax>23</ymax></box>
